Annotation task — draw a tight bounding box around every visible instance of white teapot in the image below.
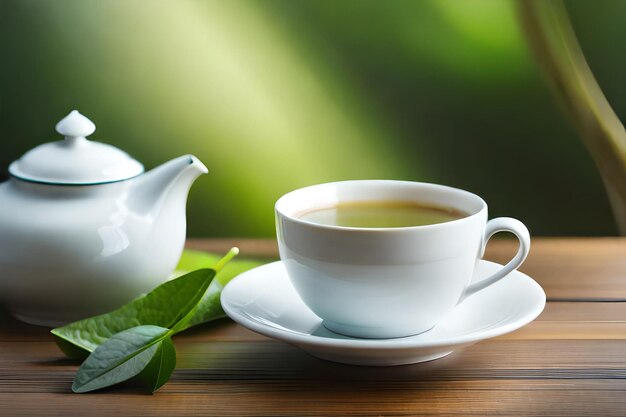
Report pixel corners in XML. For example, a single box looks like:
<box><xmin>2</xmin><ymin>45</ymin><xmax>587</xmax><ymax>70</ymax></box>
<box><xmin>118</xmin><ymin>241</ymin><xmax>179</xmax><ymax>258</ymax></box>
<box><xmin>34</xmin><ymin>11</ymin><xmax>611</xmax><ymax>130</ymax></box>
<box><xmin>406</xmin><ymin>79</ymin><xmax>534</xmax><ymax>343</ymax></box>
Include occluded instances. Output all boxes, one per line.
<box><xmin>0</xmin><ymin>110</ymin><xmax>208</xmax><ymax>326</ymax></box>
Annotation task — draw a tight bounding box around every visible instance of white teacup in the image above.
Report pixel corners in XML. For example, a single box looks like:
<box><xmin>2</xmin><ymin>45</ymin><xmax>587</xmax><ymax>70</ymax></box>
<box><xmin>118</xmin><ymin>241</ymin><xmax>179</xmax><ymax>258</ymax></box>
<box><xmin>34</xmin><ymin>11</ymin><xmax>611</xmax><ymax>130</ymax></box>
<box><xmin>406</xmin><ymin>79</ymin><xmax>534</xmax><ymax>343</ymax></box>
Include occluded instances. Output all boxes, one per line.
<box><xmin>275</xmin><ymin>180</ymin><xmax>530</xmax><ymax>339</ymax></box>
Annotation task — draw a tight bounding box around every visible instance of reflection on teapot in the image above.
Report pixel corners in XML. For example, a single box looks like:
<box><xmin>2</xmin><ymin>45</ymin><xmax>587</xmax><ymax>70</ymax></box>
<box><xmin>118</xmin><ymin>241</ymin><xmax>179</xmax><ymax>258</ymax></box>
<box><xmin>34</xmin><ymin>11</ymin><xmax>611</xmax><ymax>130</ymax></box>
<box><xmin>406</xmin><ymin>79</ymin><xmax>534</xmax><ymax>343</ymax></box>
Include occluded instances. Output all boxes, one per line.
<box><xmin>0</xmin><ymin>110</ymin><xmax>207</xmax><ymax>326</ymax></box>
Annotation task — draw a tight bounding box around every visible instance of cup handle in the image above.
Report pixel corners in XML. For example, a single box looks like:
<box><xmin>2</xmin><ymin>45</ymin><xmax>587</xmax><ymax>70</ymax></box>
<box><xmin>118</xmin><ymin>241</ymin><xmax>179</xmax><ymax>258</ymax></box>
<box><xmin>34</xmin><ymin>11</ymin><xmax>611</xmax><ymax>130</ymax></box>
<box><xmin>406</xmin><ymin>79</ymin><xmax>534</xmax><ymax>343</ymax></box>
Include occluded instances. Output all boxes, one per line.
<box><xmin>461</xmin><ymin>217</ymin><xmax>531</xmax><ymax>301</ymax></box>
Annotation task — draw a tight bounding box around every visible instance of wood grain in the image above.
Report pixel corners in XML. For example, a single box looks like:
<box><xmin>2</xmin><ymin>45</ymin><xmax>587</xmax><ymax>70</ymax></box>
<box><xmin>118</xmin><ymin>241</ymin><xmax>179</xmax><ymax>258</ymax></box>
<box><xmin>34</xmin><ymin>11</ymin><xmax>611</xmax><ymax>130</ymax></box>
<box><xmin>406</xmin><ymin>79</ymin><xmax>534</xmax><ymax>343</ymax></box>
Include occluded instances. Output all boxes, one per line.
<box><xmin>1</xmin><ymin>238</ymin><xmax>626</xmax><ymax>416</ymax></box>
<box><xmin>484</xmin><ymin>238</ymin><xmax>626</xmax><ymax>300</ymax></box>
<box><xmin>188</xmin><ymin>237</ymin><xmax>626</xmax><ymax>300</ymax></box>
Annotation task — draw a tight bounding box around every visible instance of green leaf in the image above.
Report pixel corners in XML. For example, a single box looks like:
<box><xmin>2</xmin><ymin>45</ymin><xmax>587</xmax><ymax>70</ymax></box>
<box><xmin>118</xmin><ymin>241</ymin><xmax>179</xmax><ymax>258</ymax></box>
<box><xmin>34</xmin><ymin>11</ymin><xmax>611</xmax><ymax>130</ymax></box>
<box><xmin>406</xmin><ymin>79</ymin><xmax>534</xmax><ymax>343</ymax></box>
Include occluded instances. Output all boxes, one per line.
<box><xmin>182</xmin><ymin>257</ymin><xmax>266</xmax><ymax>329</ymax></box>
<box><xmin>56</xmin><ymin>248</ymin><xmax>267</xmax><ymax>394</ymax></box>
<box><xmin>177</xmin><ymin>249</ymin><xmax>265</xmax><ymax>286</ymax></box>
<box><xmin>175</xmin><ymin>249</ymin><xmax>222</xmax><ymax>275</ymax></box>
<box><xmin>162</xmin><ymin>248</ymin><xmax>265</xmax><ymax>330</ymax></box>
<box><xmin>52</xmin><ymin>268</ymin><xmax>216</xmax><ymax>356</ymax></box>
<box><xmin>135</xmin><ymin>336</ymin><xmax>176</xmax><ymax>393</ymax></box>
<box><xmin>52</xmin><ymin>248</ymin><xmax>264</xmax><ymax>359</ymax></box>
<box><xmin>72</xmin><ymin>325</ymin><xmax>171</xmax><ymax>393</ymax></box>
<box><xmin>54</xmin><ymin>336</ymin><xmax>92</xmax><ymax>360</ymax></box>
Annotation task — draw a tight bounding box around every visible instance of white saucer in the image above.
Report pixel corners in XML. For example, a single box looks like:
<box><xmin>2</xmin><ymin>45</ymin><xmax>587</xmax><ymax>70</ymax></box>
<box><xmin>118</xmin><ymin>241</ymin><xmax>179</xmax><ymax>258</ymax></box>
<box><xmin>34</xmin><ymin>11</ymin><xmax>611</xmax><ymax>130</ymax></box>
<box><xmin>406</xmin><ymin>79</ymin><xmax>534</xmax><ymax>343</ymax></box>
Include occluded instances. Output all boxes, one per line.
<box><xmin>221</xmin><ymin>260</ymin><xmax>546</xmax><ymax>366</ymax></box>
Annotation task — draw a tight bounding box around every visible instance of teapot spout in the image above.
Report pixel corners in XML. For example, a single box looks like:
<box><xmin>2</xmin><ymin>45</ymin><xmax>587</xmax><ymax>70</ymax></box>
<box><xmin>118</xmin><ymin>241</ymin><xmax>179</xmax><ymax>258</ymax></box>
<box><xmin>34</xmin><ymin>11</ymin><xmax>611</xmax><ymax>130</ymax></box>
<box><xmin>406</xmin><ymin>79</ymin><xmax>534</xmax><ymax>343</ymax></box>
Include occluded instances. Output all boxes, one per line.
<box><xmin>129</xmin><ymin>155</ymin><xmax>208</xmax><ymax>217</ymax></box>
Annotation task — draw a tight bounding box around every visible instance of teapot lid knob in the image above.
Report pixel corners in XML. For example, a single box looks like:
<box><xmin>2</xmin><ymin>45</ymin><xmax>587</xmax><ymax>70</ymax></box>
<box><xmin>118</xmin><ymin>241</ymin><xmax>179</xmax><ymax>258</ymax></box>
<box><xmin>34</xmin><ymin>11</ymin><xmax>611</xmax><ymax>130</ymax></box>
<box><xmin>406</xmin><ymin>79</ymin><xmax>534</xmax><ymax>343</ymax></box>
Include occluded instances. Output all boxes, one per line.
<box><xmin>55</xmin><ymin>110</ymin><xmax>96</xmax><ymax>144</ymax></box>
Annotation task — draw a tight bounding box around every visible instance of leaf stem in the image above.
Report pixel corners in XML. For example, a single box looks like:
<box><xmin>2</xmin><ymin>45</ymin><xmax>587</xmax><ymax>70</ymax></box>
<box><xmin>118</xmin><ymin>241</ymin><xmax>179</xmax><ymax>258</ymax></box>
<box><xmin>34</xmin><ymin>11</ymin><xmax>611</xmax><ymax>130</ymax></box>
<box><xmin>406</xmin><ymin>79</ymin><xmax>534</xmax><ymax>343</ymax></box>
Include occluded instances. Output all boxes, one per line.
<box><xmin>214</xmin><ymin>247</ymin><xmax>239</xmax><ymax>272</ymax></box>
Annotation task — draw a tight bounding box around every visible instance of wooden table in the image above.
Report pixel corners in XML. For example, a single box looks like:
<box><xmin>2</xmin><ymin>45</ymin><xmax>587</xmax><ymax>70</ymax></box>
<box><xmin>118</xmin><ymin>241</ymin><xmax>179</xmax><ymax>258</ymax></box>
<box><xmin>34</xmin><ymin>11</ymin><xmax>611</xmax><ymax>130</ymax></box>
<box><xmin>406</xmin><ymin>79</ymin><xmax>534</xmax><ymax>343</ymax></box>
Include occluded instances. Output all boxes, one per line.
<box><xmin>2</xmin><ymin>238</ymin><xmax>626</xmax><ymax>416</ymax></box>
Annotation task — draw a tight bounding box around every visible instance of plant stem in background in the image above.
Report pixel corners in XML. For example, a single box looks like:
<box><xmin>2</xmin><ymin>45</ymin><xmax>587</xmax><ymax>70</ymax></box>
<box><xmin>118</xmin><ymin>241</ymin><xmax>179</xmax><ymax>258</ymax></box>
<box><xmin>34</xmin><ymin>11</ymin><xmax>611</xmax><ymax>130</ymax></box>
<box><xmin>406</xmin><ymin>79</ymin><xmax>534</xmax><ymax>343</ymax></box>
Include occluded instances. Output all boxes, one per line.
<box><xmin>517</xmin><ymin>0</ymin><xmax>626</xmax><ymax>234</ymax></box>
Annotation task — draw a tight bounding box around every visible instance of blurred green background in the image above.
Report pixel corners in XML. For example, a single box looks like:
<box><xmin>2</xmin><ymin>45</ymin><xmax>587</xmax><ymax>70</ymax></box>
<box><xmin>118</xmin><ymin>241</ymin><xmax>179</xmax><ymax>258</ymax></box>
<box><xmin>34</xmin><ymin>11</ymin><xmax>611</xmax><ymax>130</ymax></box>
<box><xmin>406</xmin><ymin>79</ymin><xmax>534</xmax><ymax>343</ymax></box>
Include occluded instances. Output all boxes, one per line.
<box><xmin>0</xmin><ymin>0</ymin><xmax>621</xmax><ymax>237</ymax></box>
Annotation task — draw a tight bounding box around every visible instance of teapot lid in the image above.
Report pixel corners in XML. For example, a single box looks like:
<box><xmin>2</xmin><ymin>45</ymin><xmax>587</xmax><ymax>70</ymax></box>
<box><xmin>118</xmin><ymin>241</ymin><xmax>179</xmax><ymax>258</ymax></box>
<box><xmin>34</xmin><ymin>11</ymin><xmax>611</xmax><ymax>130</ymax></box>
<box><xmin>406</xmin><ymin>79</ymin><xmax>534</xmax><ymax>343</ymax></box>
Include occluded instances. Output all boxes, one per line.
<box><xmin>9</xmin><ymin>110</ymin><xmax>144</xmax><ymax>185</ymax></box>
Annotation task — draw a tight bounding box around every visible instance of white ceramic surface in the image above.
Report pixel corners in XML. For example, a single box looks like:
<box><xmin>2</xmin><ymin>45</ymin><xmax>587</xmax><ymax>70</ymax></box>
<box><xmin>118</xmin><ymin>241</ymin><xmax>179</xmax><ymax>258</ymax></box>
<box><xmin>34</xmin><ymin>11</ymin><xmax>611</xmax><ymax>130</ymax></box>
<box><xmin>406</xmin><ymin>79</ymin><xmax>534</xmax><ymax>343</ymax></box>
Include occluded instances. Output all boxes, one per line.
<box><xmin>222</xmin><ymin>260</ymin><xmax>546</xmax><ymax>366</ymax></box>
<box><xmin>0</xmin><ymin>111</ymin><xmax>208</xmax><ymax>326</ymax></box>
<box><xmin>275</xmin><ymin>180</ymin><xmax>530</xmax><ymax>338</ymax></box>
<box><xmin>10</xmin><ymin>111</ymin><xmax>144</xmax><ymax>185</ymax></box>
